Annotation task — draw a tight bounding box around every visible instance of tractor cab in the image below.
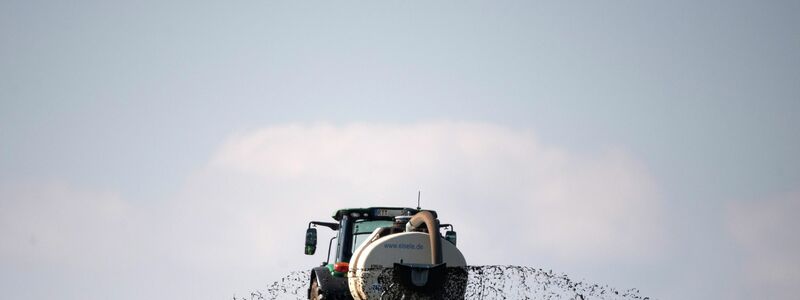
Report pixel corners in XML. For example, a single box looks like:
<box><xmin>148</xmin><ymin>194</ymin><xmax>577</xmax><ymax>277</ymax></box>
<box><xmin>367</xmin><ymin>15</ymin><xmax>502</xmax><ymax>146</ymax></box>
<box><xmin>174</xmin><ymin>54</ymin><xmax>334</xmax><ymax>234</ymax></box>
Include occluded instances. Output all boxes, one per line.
<box><xmin>306</xmin><ymin>207</ymin><xmax>439</xmax><ymax>266</ymax></box>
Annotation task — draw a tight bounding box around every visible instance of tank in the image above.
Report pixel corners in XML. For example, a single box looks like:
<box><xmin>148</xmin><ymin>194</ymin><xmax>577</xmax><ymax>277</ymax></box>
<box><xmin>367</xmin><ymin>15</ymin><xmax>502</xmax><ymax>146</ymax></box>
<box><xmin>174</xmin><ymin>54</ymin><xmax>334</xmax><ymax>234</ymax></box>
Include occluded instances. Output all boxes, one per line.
<box><xmin>347</xmin><ymin>215</ymin><xmax>467</xmax><ymax>299</ymax></box>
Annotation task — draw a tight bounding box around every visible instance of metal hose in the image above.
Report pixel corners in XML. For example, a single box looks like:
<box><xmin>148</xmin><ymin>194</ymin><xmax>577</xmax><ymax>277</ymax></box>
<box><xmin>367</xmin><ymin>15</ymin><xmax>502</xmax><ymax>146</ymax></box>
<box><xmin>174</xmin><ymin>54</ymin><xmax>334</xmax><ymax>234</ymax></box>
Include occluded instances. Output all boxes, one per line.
<box><xmin>405</xmin><ymin>211</ymin><xmax>442</xmax><ymax>265</ymax></box>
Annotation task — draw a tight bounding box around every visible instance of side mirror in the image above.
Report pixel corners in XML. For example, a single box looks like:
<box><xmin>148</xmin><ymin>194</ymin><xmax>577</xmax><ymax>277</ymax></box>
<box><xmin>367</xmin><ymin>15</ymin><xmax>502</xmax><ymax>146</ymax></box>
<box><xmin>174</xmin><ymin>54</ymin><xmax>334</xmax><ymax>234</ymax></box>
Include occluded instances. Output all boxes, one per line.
<box><xmin>445</xmin><ymin>230</ymin><xmax>457</xmax><ymax>246</ymax></box>
<box><xmin>305</xmin><ymin>227</ymin><xmax>317</xmax><ymax>255</ymax></box>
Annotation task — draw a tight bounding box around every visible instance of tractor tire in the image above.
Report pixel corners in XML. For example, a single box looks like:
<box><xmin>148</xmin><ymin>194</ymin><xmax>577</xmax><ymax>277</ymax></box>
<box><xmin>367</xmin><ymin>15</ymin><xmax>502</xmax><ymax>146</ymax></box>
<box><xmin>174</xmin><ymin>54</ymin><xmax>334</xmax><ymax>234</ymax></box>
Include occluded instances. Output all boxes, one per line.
<box><xmin>310</xmin><ymin>276</ymin><xmax>322</xmax><ymax>300</ymax></box>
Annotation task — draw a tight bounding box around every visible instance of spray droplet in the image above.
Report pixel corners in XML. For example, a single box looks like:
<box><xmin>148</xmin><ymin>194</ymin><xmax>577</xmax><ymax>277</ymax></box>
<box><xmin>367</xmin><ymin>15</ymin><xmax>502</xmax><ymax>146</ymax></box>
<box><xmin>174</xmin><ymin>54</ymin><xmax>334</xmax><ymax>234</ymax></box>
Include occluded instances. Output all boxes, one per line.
<box><xmin>249</xmin><ymin>266</ymin><xmax>649</xmax><ymax>299</ymax></box>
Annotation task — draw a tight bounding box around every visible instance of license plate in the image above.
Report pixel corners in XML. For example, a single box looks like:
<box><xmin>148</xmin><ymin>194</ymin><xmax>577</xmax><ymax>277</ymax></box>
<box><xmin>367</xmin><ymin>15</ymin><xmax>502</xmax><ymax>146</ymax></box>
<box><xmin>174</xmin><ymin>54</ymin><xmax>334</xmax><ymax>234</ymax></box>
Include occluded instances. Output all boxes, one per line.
<box><xmin>375</xmin><ymin>209</ymin><xmax>404</xmax><ymax>217</ymax></box>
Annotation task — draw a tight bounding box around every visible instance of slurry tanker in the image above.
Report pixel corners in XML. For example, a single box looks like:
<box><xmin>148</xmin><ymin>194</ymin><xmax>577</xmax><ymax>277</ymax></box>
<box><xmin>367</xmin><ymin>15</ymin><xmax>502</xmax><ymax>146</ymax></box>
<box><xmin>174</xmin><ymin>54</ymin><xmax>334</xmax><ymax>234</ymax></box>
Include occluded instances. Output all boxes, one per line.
<box><xmin>303</xmin><ymin>207</ymin><xmax>467</xmax><ymax>299</ymax></box>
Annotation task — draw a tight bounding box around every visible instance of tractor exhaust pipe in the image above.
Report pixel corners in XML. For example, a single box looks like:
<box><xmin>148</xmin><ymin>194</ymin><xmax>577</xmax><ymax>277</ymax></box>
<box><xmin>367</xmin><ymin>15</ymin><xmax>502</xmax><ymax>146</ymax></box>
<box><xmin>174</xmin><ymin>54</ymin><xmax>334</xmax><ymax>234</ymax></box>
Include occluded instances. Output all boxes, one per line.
<box><xmin>405</xmin><ymin>211</ymin><xmax>442</xmax><ymax>265</ymax></box>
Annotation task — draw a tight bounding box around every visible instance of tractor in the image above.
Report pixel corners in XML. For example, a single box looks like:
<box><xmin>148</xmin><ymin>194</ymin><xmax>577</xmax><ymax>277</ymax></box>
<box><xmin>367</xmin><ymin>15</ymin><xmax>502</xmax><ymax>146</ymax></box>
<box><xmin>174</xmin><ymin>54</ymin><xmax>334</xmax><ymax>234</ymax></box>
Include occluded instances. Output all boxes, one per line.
<box><xmin>304</xmin><ymin>207</ymin><xmax>467</xmax><ymax>299</ymax></box>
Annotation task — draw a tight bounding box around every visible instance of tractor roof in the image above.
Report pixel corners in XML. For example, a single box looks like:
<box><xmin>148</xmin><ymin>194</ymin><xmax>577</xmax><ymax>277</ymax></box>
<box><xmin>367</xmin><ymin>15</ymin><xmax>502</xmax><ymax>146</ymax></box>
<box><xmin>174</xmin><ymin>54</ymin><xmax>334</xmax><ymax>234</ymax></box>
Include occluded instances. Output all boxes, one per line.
<box><xmin>332</xmin><ymin>207</ymin><xmax>438</xmax><ymax>221</ymax></box>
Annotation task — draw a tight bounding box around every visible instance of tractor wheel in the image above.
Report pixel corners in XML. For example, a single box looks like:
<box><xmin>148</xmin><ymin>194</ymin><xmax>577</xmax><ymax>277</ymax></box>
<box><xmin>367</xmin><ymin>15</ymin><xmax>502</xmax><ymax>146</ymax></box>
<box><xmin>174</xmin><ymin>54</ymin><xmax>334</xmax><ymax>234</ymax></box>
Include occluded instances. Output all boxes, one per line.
<box><xmin>310</xmin><ymin>276</ymin><xmax>322</xmax><ymax>300</ymax></box>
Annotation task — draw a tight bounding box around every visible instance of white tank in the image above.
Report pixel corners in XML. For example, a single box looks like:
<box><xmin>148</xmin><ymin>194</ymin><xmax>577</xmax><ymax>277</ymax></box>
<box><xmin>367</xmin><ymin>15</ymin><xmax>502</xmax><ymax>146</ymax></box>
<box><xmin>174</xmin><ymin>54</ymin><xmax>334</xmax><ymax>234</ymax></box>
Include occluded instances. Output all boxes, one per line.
<box><xmin>347</xmin><ymin>230</ymin><xmax>466</xmax><ymax>299</ymax></box>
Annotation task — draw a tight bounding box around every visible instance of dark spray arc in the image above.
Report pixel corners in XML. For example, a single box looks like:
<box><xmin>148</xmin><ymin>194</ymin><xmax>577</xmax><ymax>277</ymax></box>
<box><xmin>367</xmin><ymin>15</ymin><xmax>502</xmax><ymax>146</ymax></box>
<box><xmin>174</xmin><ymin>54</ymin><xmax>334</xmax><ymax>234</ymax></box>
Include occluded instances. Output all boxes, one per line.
<box><xmin>253</xmin><ymin>266</ymin><xmax>650</xmax><ymax>300</ymax></box>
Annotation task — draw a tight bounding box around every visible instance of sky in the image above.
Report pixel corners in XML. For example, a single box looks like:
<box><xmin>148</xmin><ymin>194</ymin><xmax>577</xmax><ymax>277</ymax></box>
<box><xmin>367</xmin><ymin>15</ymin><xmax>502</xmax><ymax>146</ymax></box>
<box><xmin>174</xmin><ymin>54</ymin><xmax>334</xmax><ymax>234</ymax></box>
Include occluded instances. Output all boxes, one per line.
<box><xmin>1</xmin><ymin>1</ymin><xmax>799</xmax><ymax>299</ymax></box>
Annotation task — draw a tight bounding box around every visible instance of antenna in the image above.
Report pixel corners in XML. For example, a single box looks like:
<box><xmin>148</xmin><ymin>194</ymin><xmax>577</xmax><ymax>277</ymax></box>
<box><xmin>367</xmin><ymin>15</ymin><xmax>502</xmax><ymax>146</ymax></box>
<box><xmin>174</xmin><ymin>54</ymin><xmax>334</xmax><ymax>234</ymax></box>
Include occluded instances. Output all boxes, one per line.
<box><xmin>417</xmin><ymin>191</ymin><xmax>421</xmax><ymax>210</ymax></box>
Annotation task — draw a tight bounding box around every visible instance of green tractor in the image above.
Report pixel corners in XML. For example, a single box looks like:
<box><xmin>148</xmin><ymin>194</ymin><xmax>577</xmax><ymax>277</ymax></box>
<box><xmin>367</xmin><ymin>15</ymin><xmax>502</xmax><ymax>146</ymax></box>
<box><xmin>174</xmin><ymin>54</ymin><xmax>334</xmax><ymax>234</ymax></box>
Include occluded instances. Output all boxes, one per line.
<box><xmin>304</xmin><ymin>207</ymin><xmax>465</xmax><ymax>299</ymax></box>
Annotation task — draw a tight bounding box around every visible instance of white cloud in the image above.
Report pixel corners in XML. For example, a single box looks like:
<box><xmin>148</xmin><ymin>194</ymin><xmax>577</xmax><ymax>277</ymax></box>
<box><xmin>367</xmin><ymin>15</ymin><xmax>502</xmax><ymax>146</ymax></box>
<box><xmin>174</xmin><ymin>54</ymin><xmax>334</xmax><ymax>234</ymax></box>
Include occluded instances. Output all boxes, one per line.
<box><xmin>0</xmin><ymin>182</ymin><xmax>134</xmax><ymax>268</ymax></box>
<box><xmin>196</xmin><ymin>121</ymin><xmax>664</xmax><ymax>265</ymax></box>
<box><xmin>727</xmin><ymin>190</ymin><xmax>800</xmax><ymax>299</ymax></box>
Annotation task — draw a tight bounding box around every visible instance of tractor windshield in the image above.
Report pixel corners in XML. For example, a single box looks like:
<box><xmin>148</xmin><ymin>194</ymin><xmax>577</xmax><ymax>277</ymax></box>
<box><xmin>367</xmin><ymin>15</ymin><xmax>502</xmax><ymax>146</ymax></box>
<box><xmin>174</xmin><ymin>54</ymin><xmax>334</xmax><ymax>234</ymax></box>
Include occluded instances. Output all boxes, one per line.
<box><xmin>352</xmin><ymin>220</ymin><xmax>393</xmax><ymax>251</ymax></box>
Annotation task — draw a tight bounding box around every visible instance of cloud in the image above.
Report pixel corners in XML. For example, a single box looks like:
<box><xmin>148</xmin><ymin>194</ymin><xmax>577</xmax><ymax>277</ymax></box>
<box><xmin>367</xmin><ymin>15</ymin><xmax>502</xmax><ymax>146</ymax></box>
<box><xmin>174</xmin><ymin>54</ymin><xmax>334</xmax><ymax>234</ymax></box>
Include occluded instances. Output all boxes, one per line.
<box><xmin>0</xmin><ymin>181</ymin><xmax>163</xmax><ymax>299</ymax></box>
<box><xmin>195</xmin><ymin>121</ymin><xmax>664</xmax><ymax>265</ymax></box>
<box><xmin>727</xmin><ymin>190</ymin><xmax>800</xmax><ymax>299</ymax></box>
<box><xmin>0</xmin><ymin>182</ymin><xmax>134</xmax><ymax>268</ymax></box>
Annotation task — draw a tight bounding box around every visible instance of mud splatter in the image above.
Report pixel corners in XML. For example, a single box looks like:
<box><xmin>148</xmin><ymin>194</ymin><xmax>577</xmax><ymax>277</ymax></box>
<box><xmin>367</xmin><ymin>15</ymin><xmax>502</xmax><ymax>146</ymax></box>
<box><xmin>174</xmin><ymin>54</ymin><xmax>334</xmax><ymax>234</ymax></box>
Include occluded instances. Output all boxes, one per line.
<box><xmin>461</xmin><ymin>266</ymin><xmax>649</xmax><ymax>300</ymax></box>
<box><xmin>237</xmin><ymin>271</ymin><xmax>308</xmax><ymax>300</ymax></box>
<box><xmin>240</xmin><ymin>266</ymin><xmax>650</xmax><ymax>299</ymax></box>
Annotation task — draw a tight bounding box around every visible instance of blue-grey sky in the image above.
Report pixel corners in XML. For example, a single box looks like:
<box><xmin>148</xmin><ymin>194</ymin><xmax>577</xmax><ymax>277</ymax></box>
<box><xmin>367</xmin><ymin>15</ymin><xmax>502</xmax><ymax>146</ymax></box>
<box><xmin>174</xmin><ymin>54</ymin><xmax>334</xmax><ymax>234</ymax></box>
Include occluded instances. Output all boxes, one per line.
<box><xmin>1</xmin><ymin>1</ymin><xmax>798</xmax><ymax>299</ymax></box>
